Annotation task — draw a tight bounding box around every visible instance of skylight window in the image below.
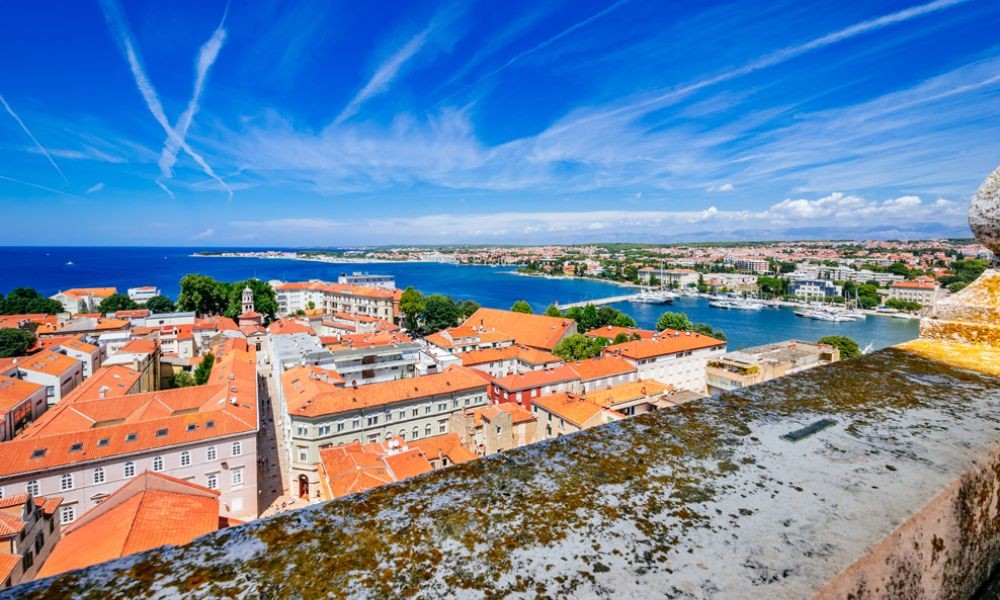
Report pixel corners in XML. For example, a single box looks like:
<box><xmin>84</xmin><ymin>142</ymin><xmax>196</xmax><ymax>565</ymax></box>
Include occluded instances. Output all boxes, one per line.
<box><xmin>31</xmin><ymin>449</ymin><xmax>46</xmax><ymax>459</ymax></box>
<box><xmin>97</xmin><ymin>438</ymin><xmax>110</xmax><ymax>447</ymax></box>
<box><xmin>126</xmin><ymin>433</ymin><xmax>138</xmax><ymax>442</ymax></box>
<box><xmin>186</xmin><ymin>423</ymin><xmax>198</xmax><ymax>432</ymax></box>
<box><xmin>155</xmin><ymin>428</ymin><xmax>168</xmax><ymax>438</ymax></box>
<box><xmin>205</xmin><ymin>420</ymin><xmax>215</xmax><ymax>429</ymax></box>
<box><xmin>69</xmin><ymin>442</ymin><xmax>83</xmax><ymax>452</ymax></box>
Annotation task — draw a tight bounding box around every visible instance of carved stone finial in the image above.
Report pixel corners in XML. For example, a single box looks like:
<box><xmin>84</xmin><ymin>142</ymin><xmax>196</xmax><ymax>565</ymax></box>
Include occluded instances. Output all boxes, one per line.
<box><xmin>969</xmin><ymin>166</ymin><xmax>1000</xmax><ymax>259</ymax></box>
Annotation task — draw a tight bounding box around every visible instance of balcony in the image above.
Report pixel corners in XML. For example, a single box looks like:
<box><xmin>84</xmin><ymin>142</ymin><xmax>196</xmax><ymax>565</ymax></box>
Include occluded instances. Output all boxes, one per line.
<box><xmin>15</xmin><ymin>173</ymin><xmax>1000</xmax><ymax>599</ymax></box>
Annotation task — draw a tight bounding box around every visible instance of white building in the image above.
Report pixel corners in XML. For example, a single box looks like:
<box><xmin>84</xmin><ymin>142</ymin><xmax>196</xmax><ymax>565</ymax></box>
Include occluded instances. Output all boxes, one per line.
<box><xmin>336</xmin><ymin>272</ymin><xmax>395</xmax><ymax>289</ymax></box>
<box><xmin>604</xmin><ymin>331</ymin><xmax>727</xmax><ymax>394</ymax></box>
<box><xmin>127</xmin><ymin>286</ymin><xmax>161</xmax><ymax>303</ymax></box>
<box><xmin>788</xmin><ymin>279</ymin><xmax>842</xmax><ymax>299</ymax></box>
<box><xmin>886</xmin><ymin>277</ymin><xmax>941</xmax><ymax>307</ymax></box>
<box><xmin>274</xmin><ymin>281</ymin><xmax>399</xmax><ymax>321</ymax></box>
<box><xmin>0</xmin><ymin>351</ymin><xmax>84</xmax><ymax>407</ymax></box>
<box><xmin>49</xmin><ymin>288</ymin><xmax>117</xmax><ymax>314</ymax></box>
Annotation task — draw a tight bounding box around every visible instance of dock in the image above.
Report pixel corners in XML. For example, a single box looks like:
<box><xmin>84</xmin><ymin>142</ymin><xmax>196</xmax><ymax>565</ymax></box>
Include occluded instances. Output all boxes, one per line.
<box><xmin>558</xmin><ymin>294</ymin><xmax>644</xmax><ymax>309</ymax></box>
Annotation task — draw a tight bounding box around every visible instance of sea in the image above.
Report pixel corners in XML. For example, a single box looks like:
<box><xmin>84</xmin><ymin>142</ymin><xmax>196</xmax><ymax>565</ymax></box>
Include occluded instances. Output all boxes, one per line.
<box><xmin>0</xmin><ymin>247</ymin><xmax>918</xmax><ymax>351</ymax></box>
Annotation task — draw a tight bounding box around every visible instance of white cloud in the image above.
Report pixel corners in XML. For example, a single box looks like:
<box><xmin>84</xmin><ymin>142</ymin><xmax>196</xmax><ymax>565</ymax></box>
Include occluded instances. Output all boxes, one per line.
<box><xmin>193</xmin><ymin>228</ymin><xmax>215</xmax><ymax>240</ymax></box>
<box><xmin>708</xmin><ymin>182</ymin><xmax>735</xmax><ymax>192</ymax></box>
<box><xmin>85</xmin><ymin>182</ymin><xmax>104</xmax><ymax>194</ymax></box>
<box><xmin>0</xmin><ymin>94</ymin><xmax>67</xmax><ymax>184</ymax></box>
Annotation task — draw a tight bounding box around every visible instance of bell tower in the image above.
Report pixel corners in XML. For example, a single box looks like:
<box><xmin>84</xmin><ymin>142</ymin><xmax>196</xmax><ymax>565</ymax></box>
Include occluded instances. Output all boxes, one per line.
<box><xmin>242</xmin><ymin>285</ymin><xmax>255</xmax><ymax>315</ymax></box>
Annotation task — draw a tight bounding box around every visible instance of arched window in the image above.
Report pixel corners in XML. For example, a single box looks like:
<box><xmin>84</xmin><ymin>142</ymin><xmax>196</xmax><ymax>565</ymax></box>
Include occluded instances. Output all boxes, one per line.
<box><xmin>123</xmin><ymin>461</ymin><xmax>135</xmax><ymax>478</ymax></box>
<box><xmin>399</xmin><ymin>429</ymin><xmax>406</xmax><ymax>441</ymax></box>
<box><xmin>180</xmin><ymin>451</ymin><xmax>191</xmax><ymax>467</ymax></box>
<box><xmin>152</xmin><ymin>456</ymin><xmax>164</xmax><ymax>472</ymax></box>
<box><xmin>411</xmin><ymin>426</ymin><xmax>419</xmax><ymax>440</ymax></box>
<box><xmin>93</xmin><ymin>467</ymin><xmax>105</xmax><ymax>484</ymax></box>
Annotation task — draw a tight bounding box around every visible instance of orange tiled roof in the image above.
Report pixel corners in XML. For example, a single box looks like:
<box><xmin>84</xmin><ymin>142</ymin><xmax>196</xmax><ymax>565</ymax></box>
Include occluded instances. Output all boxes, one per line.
<box><xmin>268</xmin><ymin>318</ymin><xmax>315</xmax><ymax>336</ymax></box>
<box><xmin>117</xmin><ymin>338</ymin><xmax>157</xmax><ymax>355</ymax></box>
<box><xmin>473</xmin><ymin>403</ymin><xmax>536</xmax><ymax>427</ymax></box>
<box><xmin>276</xmin><ymin>281</ymin><xmax>398</xmax><ymax>299</ymax></box>
<box><xmin>491</xmin><ymin>365</ymin><xmax>579</xmax><ymax>393</ymax></box>
<box><xmin>460</xmin><ymin>345</ymin><xmax>561</xmax><ymax>368</ymax></box>
<box><xmin>12</xmin><ymin>350</ymin><xmax>80</xmax><ymax>377</ymax></box>
<box><xmin>319</xmin><ymin>443</ymin><xmax>402</xmax><ymax>499</ymax></box>
<box><xmin>37</xmin><ymin>471</ymin><xmax>222</xmax><ymax>579</ymax></box>
<box><xmin>114</xmin><ymin>309</ymin><xmax>150</xmax><ymax>319</ymax></box>
<box><xmin>58</xmin><ymin>287</ymin><xmax>117</xmax><ymax>299</ymax></box>
<box><xmin>406</xmin><ymin>432</ymin><xmax>476</xmax><ymax>465</ymax></box>
<box><xmin>0</xmin><ymin>554</ymin><xmax>17</xmax><ymax>582</ymax></box>
<box><xmin>60</xmin><ymin>365</ymin><xmax>141</xmax><ymax>403</ymax></box>
<box><xmin>0</xmin><ymin>375</ymin><xmax>43</xmax><ymax>415</ymax></box>
<box><xmin>61</xmin><ymin>337</ymin><xmax>98</xmax><ymax>354</ymax></box>
<box><xmin>461</xmin><ymin>308</ymin><xmax>575</xmax><ymax>350</ymax></box>
<box><xmin>584</xmin><ymin>325</ymin><xmax>657</xmax><ymax>341</ymax></box>
<box><xmin>326</xmin><ymin>331</ymin><xmax>412</xmax><ymax>350</ymax></box>
<box><xmin>288</xmin><ymin>366</ymin><xmax>487</xmax><ymax>418</ymax></box>
<box><xmin>532</xmin><ymin>392</ymin><xmax>621</xmax><ymax>428</ymax></box>
<box><xmin>565</xmin><ymin>356</ymin><xmax>636</xmax><ymax>382</ymax></box>
<box><xmin>587</xmin><ymin>380</ymin><xmax>672</xmax><ymax>408</ymax></box>
<box><xmin>282</xmin><ymin>366</ymin><xmax>345</xmax><ymax>405</ymax></box>
<box><xmin>604</xmin><ymin>330</ymin><xmax>725</xmax><ymax>360</ymax></box>
<box><xmin>889</xmin><ymin>280</ymin><xmax>938</xmax><ymax>289</ymax></box>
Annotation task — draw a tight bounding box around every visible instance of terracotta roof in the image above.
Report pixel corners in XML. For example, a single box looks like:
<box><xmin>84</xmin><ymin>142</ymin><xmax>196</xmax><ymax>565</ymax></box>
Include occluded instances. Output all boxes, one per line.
<box><xmin>281</xmin><ymin>366</ymin><xmax>345</xmax><ymax>405</ymax></box>
<box><xmin>461</xmin><ymin>308</ymin><xmax>575</xmax><ymax>350</ymax></box>
<box><xmin>61</xmin><ymin>337</ymin><xmax>99</xmax><ymax>354</ymax></box>
<box><xmin>276</xmin><ymin>281</ymin><xmax>398</xmax><ymax>299</ymax></box>
<box><xmin>37</xmin><ymin>471</ymin><xmax>222</xmax><ymax>579</ymax></box>
<box><xmin>460</xmin><ymin>345</ymin><xmax>561</xmax><ymax>368</ymax></box>
<box><xmin>889</xmin><ymin>280</ymin><xmax>938</xmax><ymax>289</ymax></box>
<box><xmin>288</xmin><ymin>366</ymin><xmax>487</xmax><ymax>418</ymax></box>
<box><xmin>605</xmin><ymin>330</ymin><xmax>725</xmax><ymax>360</ymax></box>
<box><xmin>0</xmin><ymin>375</ymin><xmax>44</xmax><ymax>415</ymax></box>
<box><xmin>0</xmin><ymin>344</ymin><xmax>257</xmax><ymax>477</ymax></box>
<box><xmin>0</xmin><ymin>553</ymin><xmax>18</xmax><ymax>582</ymax></box>
<box><xmin>491</xmin><ymin>365</ymin><xmax>579</xmax><ymax>393</ymax></box>
<box><xmin>584</xmin><ymin>325</ymin><xmax>657</xmax><ymax>341</ymax></box>
<box><xmin>59</xmin><ymin>365</ymin><xmax>141</xmax><ymax>403</ymax></box>
<box><xmin>12</xmin><ymin>350</ymin><xmax>81</xmax><ymax>377</ymax></box>
<box><xmin>117</xmin><ymin>338</ymin><xmax>157</xmax><ymax>355</ymax></box>
<box><xmin>473</xmin><ymin>403</ymin><xmax>536</xmax><ymax>426</ymax></box>
<box><xmin>326</xmin><ymin>331</ymin><xmax>412</xmax><ymax>351</ymax></box>
<box><xmin>587</xmin><ymin>380</ymin><xmax>672</xmax><ymax>408</ymax></box>
<box><xmin>407</xmin><ymin>432</ymin><xmax>476</xmax><ymax>465</ymax></box>
<box><xmin>114</xmin><ymin>309</ymin><xmax>150</xmax><ymax>319</ymax></box>
<box><xmin>566</xmin><ymin>356</ymin><xmax>636</xmax><ymax>382</ymax></box>
<box><xmin>0</xmin><ymin>314</ymin><xmax>56</xmax><ymax>330</ymax></box>
<box><xmin>57</xmin><ymin>287</ymin><xmax>117</xmax><ymax>299</ymax></box>
<box><xmin>268</xmin><ymin>319</ymin><xmax>315</xmax><ymax>336</ymax></box>
<box><xmin>532</xmin><ymin>393</ymin><xmax>622</xmax><ymax>428</ymax></box>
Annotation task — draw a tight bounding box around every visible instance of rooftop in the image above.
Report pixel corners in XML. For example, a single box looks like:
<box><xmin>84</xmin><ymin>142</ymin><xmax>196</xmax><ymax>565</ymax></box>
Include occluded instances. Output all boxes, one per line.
<box><xmin>461</xmin><ymin>308</ymin><xmax>575</xmax><ymax>351</ymax></box>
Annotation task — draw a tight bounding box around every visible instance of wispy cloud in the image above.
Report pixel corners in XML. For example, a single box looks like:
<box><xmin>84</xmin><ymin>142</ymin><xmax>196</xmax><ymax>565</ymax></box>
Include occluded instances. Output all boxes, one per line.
<box><xmin>97</xmin><ymin>0</ymin><xmax>232</xmax><ymax>199</ymax></box>
<box><xmin>85</xmin><ymin>182</ymin><xmax>105</xmax><ymax>194</ymax></box>
<box><xmin>158</xmin><ymin>7</ymin><xmax>228</xmax><ymax>180</ymax></box>
<box><xmin>0</xmin><ymin>94</ymin><xmax>68</xmax><ymax>184</ymax></box>
<box><xmin>708</xmin><ymin>182</ymin><xmax>735</xmax><ymax>192</ymax></box>
<box><xmin>0</xmin><ymin>174</ymin><xmax>79</xmax><ymax>198</ymax></box>
<box><xmin>334</xmin><ymin>26</ymin><xmax>433</xmax><ymax>125</ymax></box>
<box><xmin>154</xmin><ymin>179</ymin><xmax>175</xmax><ymax>200</ymax></box>
<box><xmin>193</xmin><ymin>227</ymin><xmax>215</xmax><ymax>240</ymax></box>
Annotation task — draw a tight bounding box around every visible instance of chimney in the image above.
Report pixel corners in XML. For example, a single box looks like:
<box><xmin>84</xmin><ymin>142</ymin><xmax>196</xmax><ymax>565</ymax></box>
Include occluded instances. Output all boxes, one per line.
<box><xmin>99</xmin><ymin>385</ymin><xmax>109</xmax><ymax>399</ymax></box>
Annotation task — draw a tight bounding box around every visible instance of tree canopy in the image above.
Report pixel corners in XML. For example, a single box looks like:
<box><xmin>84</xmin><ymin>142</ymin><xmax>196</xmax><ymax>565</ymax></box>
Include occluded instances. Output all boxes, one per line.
<box><xmin>511</xmin><ymin>300</ymin><xmax>533</xmax><ymax>314</ymax></box>
<box><xmin>225</xmin><ymin>279</ymin><xmax>278</xmax><ymax>322</ymax></box>
<box><xmin>422</xmin><ymin>295</ymin><xmax>460</xmax><ymax>334</ymax></box>
<box><xmin>818</xmin><ymin>335</ymin><xmax>861</xmax><ymax>359</ymax></box>
<box><xmin>177</xmin><ymin>274</ymin><xmax>230</xmax><ymax>316</ymax></box>
<box><xmin>144</xmin><ymin>295</ymin><xmax>176</xmax><ymax>313</ymax></box>
<box><xmin>399</xmin><ymin>287</ymin><xmax>425</xmax><ymax>332</ymax></box>
<box><xmin>655</xmin><ymin>311</ymin><xmax>692</xmax><ymax>331</ymax></box>
<box><xmin>544</xmin><ymin>304</ymin><xmax>563</xmax><ymax>317</ymax></box>
<box><xmin>97</xmin><ymin>293</ymin><xmax>139</xmax><ymax>314</ymax></box>
<box><xmin>565</xmin><ymin>304</ymin><xmax>635</xmax><ymax>332</ymax></box>
<box><xmin>457</xmin><ymin>300</ymin><xmax>480</xmax><ymax>320</ymax></box>
<box><xmin>172</xmin><ymin>371</ymin><xmax>197</xmax><ymax>388</ymax></box>
<box><xmin>194</xmin><ymin>353</ymin><xmax>215</xmax><ymax>385</ymax></box>
<box><xmin>0</xmin><ymin>328</ymin><xmax>35</xmax><ymax>358</ymax></box>
<box><xmin>552</xmin><ymin>334</ymin><xmax>608</xmax><ymax>361</ymax></box>
<box><xmin>0</xmin><ymin>288</ymin><xmax>64</xmax><ymax>315</ymax></box>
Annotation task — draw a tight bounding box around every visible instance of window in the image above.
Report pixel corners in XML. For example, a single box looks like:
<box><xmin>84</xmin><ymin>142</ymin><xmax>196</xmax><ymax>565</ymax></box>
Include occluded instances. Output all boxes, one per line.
<box><xmin>412</xmin><ymin>427</ymin><xmax>419</xmax><ymax>440</ymax></box>
<box><xmin>34</xmin><ymin>533</ymin><xmax>44</xmax><ymax>553</ymax></box>
<box><xmin>155</xmin><ymin>428</ymin><xmax>168</xmax><ymax>438</ymax></box>
<box><xmin>232</xmin><ymin>441</ymin><xmax>242</xmax><ymax>456</ymax></box>
<box><xmin>399</xmin><ymin>429</ymin><xmax>406</xmax><ymax>440</ymax></box>
<box><xmin>411</xmin><ymin>408</ymin><xmax>418</xmax><ymax>417</ymax></box>
<box><xmin>439</xmin><ymin>421</ymin><xmax>447</xmax><ymax>434</ymax></box>
<box><xmin>296</xmin><ymin>426</ymin><xmax>309</xmax><ymax>437</ymax></box>
<box><xmin>206</xmin><ymin>446</ymin><xmax>217</xmax><ymax>461</ymax></box>
<box><xmin>297</xmin><ymin>447</ymin><xmax>308</xmax><ymax>462</ymax></box>
<box><xmin>352</xmin><ymin>418</ymin><xmax>360</xmax><ymax>430</ymax></box>
<box><xmin>336</xmin><ymin>421</ymin><xmax>344</xmax><ymax>432</ymax></box>
<box><xmin>60</xmin><ymin>474</ymin><xmax>74</xmax><ymax>491</ymax></box>
<box><xmin>181</xmin><ymin>451</ymin><xmax>191</xmax><ymax>467</ymax></box>
<box><xmin>31</xmin><ymin>449</ymin><xmax>46</xmax><ymax>459</ymax></box>
<box><xmin>124</xmin><ymin>461</ymin><xmax>135</xmax><ymax>478</ymax></box>
<box><xmin>69</xmin><ymin>442</ymin><xmax>83</xmax><ymax>453</ymax></box>
<box><xmin>398</xmin><ymin>410</ymin><xmax>406</xmax><ymax>421</ymax></box>
<box><xmin>205</xmin><ymin>420</ymin><xmax>215</xmax><ymax>429</ymax></box>
<box><xmin>60</xmin><ymin>505</ymin><xmax>76</xmax><ymax>524</ymax></box>
<box><xmin>367</xmin><ymin>416</ymin><xmax>378</xmax><ymax>426</ymax></box>
<box><xmin>22</xmin><ymin>551</ymin><xmax>33</xmax><ymax>571</ymax></box>
<box><xmin>452</xmin><ymin>399</ymin><xmax>459</xmax><ymax>409</ymax></box>
<box><xmin>97</xmin><ymin>438</ymin><xmax>109</xmax><ymax>447</ymax></box>
<box><xmin>438</xmin><ymin>402</ymin><xmax>447</xmax><ymax>412</ymax></box>
<box><xmin>424</xmin><ymin>404</ymin><xmax>431</xmax><ymax>415</ymax></box>
<box><xmin>318</xmin><ymin>424</ymin><xmax>330</xmax><ymax>436</ymax></box>
<box><xmin>125</xmin><ymin>433</ymin><xmax>138</xmax><ymax>442</ymax></box>
<box><xmin>231</xmin><ymin>467</ymin><xmax>244</xmax><ymax>487</ymax></box>
<box><xmin>93</xmin><ymin>467</ymin><xmax>105</xmax><ymax>484</ymax></box>
<box><xmin>0</xmin><ymin>487</ymin><xmax>4</xmax><ymax>499</ymax></box>
<box><xmin>425</xmin><ymin>424</ymin><xmax>432</xmax><ymax>437</ymax></box>
<box><xmin>186</xmin><ymin>423</ymin><xmax>198</xmax><ymax>432</ymax></box>
<box><xmin>152</xmin><ymin>456</ymin><xmax>164</xmax><ymax>472</ymax></box>
<box><xmin>385</xmin><ymin>411</ymin><xmax>392</xmax><ymax>423</ymax></box>
<box><xmin>206</xmin><ymin>473</ymin><xmax>219</xmax><ymax>490</ymax></box>
<box><xmin>25</xmin><ymin>481</ymin><xmax>39</xmax><ymax>496</ymax></box>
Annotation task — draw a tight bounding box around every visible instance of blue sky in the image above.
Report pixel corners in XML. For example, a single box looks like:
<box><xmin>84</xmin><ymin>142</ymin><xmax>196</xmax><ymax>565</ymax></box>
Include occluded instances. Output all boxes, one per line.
<box><xmin>0</xmin><ymin>0</ymin><xmax>998</xmax><ymax>246</ymax></box>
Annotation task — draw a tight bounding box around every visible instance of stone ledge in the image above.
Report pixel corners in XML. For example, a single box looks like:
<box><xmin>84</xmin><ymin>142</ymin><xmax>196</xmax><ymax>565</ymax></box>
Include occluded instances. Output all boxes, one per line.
<box><xmin>9</xmin><ymin>341</ymin><xmax>1000</xmax><ymax>599</ymax></box>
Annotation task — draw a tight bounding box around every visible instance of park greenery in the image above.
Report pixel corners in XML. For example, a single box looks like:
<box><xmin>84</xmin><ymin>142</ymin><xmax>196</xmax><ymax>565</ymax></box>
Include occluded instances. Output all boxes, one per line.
<box><xmin>176</xmin><ymin>274</ymin><xmax>278</xmax><ymax>322</ymax></box>
<box><xmin>818</xmin><ymin>335</ymin><xmax>861</xmax><ymax>359</ymax></box>
<box><xmin>511</xmin><ymin>300</ymin><xmax>533</xmax><ymax>314</ymax></box>
<box><xmin>885</xmin><ymin>298</ymin><xmax>922</xmax><ymax>312</ymax></box>
<box><xmin>0</xmin><ymin>328</ymin><xmax>36</xmax><ymax>358</ymax></box>
<box><xmin>398</xmin><ymin>286</ymin><xmax>480</xmax><ymax>336</ymax></box>
<box><xmin>0</xmin><ymin>288</ymin><xmax>63</xmax><ymax>315</ymax></box>
<box><xmin>543</xmin><ymin>303</ymin><xmax>636</xmax><ymax>333</ymax></box>
<box><xmin>97</xmin><ymin>293</ymin><xmax>139</xmax><ymax>314</ymax></box>
<box><xmin>552</xmin><ymin>333</ymin><xmax>609</xmax><ymax>361</ymax></box>
<box><xmin>655</xmin><ymin>311</ymin><xmax>727</xmax><ymax>341</ymax></box>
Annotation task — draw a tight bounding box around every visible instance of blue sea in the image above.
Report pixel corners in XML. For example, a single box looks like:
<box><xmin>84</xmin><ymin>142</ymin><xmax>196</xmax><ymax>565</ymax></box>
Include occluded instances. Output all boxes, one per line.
<box><xmin>0</xmin><ymin>247</ymin><xmax>918</xmax><ymax>351</ymax></box>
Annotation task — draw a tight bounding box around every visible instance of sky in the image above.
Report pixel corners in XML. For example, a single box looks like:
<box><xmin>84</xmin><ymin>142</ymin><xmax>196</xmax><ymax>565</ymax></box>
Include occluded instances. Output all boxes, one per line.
<box><xmin>0</xmin><ymin>0</ymin><xmax>998</xmax><ymax>246</ymax></box>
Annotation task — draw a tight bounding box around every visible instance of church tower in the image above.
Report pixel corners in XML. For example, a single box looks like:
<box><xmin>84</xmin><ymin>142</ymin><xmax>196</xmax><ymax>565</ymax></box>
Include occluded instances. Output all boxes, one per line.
<box><xmin>242</xmin><ymin>285</ymin><xmax>255</xmax><ymax>315</ymax></box>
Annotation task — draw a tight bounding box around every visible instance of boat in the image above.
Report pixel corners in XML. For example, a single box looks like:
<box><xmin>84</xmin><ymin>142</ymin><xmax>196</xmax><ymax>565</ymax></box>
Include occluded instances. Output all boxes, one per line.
<box><xmin>633</xmin><ymin>289</ymin><xmax>676</xmax><ymax>304</ymax></box>
<box><xmin>730</xmin><ymin>298</ymin><xmax>765</xmax><ymax>311</ymax></box>
<box><xmin>708</xmin><ymin>298</ymin><xmax>733</xmax><ymax>309</ymax></box>
<box><xmin>892</xmin><ymin>313</ymin><xmax>916</xmax><ymax>320</ymax></box>
<box><xmin>65</xmin><ymin>261</ymin><xmax>74</xmax><ymax>266</ymax></box>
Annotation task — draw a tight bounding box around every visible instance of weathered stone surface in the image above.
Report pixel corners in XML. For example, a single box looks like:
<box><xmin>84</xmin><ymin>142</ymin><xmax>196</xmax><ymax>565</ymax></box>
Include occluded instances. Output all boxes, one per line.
<box><xmin>8</xmin><ymin>342</ymin><xmax>1000</xmax><ymax>599</ymax></box>
<box><xmin>922</xmin><ymin>269</ymin><xmax>1000</xmax><ymax>348</ymax></box>
<box><xmin>970</xmin><ymin>166</ymin><xmax>1000</xmax><ymax>259</ymax></box>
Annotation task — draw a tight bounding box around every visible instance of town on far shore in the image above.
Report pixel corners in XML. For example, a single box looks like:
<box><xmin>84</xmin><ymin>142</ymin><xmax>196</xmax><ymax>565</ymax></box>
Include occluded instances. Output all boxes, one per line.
<box><xmin>0</xmin><ymin>234</ymin><xmax>990</xmax><ymax>588</ymax></box>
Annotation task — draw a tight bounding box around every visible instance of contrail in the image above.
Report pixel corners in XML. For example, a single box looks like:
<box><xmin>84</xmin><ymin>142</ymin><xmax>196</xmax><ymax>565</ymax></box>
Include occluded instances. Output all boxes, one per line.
<box><xmin>159</xmin><ymin>4</ymin><xmax>228</xmax><ymax>179</ymax></box>
<box><xmin>0</xmin><ymin>94</ymin><xmax>69</xmax><ymax>185</ymax></box>
<box><xmin>155</xmin><ymin>178</ymin><xmax>176</xmax><ymax>200</ymax></box>
<box><xmin>545</xmin><ymin>0</ymin><xmax>972</xmax><ymax>137</ymax></box>
<box><xmin>97</xmin><ymin>0</ymin><xmax>232</xmax><ymax>199</ymax></box>
<box><xmin>0</xmin><ymin>174</ymin><xmax>79</xmax><ymax>198</ymax></box>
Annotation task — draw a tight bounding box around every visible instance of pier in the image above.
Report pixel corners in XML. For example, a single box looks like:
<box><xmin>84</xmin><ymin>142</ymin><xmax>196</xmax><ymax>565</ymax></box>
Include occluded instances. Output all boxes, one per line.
<box><xmin>557</xmin><ymin>293</ymin><xmax>644</xmax><ymax>308</ymax></box>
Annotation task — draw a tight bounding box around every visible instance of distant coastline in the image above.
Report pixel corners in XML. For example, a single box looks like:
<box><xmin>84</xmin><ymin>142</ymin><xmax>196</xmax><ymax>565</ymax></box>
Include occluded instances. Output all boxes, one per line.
<box><xmin>507</xmin><ymin>270</ymin><xmax>643</xmax><ymax>290</ymax></box>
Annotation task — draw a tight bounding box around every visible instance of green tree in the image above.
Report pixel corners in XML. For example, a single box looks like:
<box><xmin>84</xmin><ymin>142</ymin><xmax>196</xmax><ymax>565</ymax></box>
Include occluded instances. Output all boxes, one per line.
<box><xmin>692</xmin><ymin>323</ymin><xmax>726</xmax><ymax>341</ymax></box>
<box><xmin>0</xmin><ymin>288</ymin><xmax>64</xmax><ymax>315</ymax></box>
<box><xmin>97</xmin><ymin>293</ymin><xmax>139</xmax><ymax>314</ymax></box>
<box><xmin>422</xmin><ymin>295</ymin><xmax>460</xmax><ymax>334</ymax></box>
<box><xmin>552</xmin><ymin>334</ymin><xmax>608</xmax><ymax>361</ymax></box>
<box><xmin>144</xmin><ymin>295</ymin><xmax>176</xmax><ymax>313</ymax></box>
<box><xmin>611</xmin><ymin>332</ymin><xmax>641</xmax><ymax>344</ymax></box>
<box><xmin>511</xmin><ymin>300</ymin><xmax>533</xmax><ymax>314</ymax></box>
<box><xmin>758</xmin><ymin>276</ymin><xmax>786</xmax><ymax>297</ymax></box>
<box><xmin>177</xmin><ymin>274</ymin><xmax>230</xmax><ymax>316</ymax></box>
<box><xmin>399</xmin><ymin>286</ymin><xmax>425</xmax><ymax>332</ymax></box>
<box><xmin>885</xmin><ymin>298</ymin><xmax>921</xmax><ymax>312</ymax></box>
<box><xmin>818</xmin><ymin>335</ymin><xmax>861</xmax><ymax>359</ymax></box>
<box><xmin>656</xmin><ymin>311</ymin><xmax>693</xmax><ymax>332</ymax></box>
<box><xmin>544</xmin><ymin>304</ymin><xmax>563</xmax><ymax>317</ymax></box>
<box><xmin>948</xmin><ymin>281</ymin><xmax>968</xmax><ymax>294</ymax></box>
<box><xmin>887</xmin><ymin>262</ymin><xmax>911</xmax><ymax>278</ymax></box>
<box><xmin>225</xmin><ymin>279</ymin><xmax>278</xmax><ymax>323</ymax></box>
<box><xmin>194</xmin><ymin>353</ymin><xmax>215</xmax><ymax>385</ymax></box>
<box><xmin>173</xmin><ymin>371</ymin><xmax>197</xmax><ymax>388</ymax></box>
<box><xmin>457</xmin><ymin>300</ymin><xmax>481</xmax><ymax>320</ymax></box>
<box><xmin>306</xmin><ymin>300</ymin><xmax>316</xmax><ymax>311</ymax></box>
<box><xmin>0</xmin><ymin>328</ymin><xmax>35</xmax><ymax>358</ymax></box>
